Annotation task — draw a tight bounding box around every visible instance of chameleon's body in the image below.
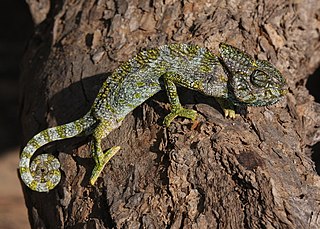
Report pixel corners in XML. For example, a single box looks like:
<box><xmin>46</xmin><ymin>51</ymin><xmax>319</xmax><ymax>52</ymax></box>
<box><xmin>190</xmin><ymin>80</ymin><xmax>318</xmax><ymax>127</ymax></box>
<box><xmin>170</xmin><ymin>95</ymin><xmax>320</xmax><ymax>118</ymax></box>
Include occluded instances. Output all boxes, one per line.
<box><xmin>19</xmin><ymin>43</ymin><xmax>287</xmax><ymax>192</ymax></box>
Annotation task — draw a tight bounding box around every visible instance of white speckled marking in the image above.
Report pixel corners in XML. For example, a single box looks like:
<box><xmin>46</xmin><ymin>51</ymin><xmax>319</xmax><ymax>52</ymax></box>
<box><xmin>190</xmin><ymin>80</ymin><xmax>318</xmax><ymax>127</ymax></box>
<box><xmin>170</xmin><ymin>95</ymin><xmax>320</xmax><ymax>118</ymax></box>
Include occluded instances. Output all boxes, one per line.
<box><xmin>47</xmin><ymin>128</ymin><xmax>60</xmax><ymax>140</ymax></box>
<box><xmin>37</xmin><ymin>183</ymin><xmax>49</xmax><ymax>192</ymax></box>
<box><xmin>20</xmin><ymin>172</ymin><xmax>33</xmax><ymax>185</ymax></box>
<box><xmin>34</xmin><ymin>133</ymin><xmax>47</xmax><ymax>146</ymax></box>
<box><xmin>23</xmin><ymin>145</ymin><xmax>36</xmax><ymax>154</ymax></box>
<box><xmin>19</xmin><ymin>157</ymin><xmax>30</xmax><ymax>167</ymax></box>
<box><xmin>65</xmin><ymin>122</ymin><xmax>78</xmax><ymax>135</ymax></box>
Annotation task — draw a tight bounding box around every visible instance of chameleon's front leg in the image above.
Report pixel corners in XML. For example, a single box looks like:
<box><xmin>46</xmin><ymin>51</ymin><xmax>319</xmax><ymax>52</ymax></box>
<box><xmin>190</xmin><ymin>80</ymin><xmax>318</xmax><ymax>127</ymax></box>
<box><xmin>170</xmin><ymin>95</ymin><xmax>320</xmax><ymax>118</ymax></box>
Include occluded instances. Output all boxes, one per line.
<box><xmin>163</xmin><ymin>72</ymin><xmax>197</xmax><ymax>126</ymax></box>
<box><xmin>90</xmin><ymin>120</ymin><xmax>120</xmax><ymax>185</ymax></box>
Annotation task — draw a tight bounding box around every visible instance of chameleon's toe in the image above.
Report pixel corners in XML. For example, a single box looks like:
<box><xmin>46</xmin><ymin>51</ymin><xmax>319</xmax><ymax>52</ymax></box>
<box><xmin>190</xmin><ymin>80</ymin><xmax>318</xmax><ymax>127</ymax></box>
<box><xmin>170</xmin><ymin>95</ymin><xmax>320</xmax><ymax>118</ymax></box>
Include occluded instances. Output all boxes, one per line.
<box><xmin>223</xmin><ymin>108</ymin><xmax>236</xmax><ymax>119</ymax></box>
<box><xmin>163</xmin><ymin>107</ymin><xmax>197</xmax><ymax>127</ymax></box>
<box><xmin>215</xmin><ymin>98</ymin><xmax>237</xmax><ymax>119</ymax></box>
<box><xmin>90</xmin><ymin>146</ymin><xmax>121</xmax><ymax>185</ymax></box>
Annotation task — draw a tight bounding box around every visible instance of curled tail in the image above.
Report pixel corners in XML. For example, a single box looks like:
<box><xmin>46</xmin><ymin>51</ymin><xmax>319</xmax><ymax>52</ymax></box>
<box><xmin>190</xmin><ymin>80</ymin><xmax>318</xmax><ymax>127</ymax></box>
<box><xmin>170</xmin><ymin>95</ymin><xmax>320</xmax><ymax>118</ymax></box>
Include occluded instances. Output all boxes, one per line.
<box><xmin>19</xmin><ymin>113</ymin><xmax>96</xmax><ymax>192</ymax></box>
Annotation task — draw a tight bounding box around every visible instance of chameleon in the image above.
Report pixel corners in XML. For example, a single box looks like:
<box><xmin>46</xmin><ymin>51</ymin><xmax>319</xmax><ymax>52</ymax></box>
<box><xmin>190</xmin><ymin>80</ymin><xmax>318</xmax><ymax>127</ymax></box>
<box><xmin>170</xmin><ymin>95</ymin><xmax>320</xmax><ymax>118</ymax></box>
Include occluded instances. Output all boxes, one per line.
<box><xmin>19</xmin><ymin>43</ymin><xmax>287</xmax><ymax>192</ymax></box>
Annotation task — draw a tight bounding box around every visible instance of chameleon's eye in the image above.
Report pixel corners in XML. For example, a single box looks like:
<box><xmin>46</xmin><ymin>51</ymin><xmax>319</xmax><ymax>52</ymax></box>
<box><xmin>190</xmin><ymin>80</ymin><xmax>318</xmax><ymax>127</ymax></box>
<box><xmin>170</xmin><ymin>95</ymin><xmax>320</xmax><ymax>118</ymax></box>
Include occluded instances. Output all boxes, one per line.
<box><xmin>250</xmin><ymin>70</ymin><xmax>268</xmax><ymax>87</ymax></box>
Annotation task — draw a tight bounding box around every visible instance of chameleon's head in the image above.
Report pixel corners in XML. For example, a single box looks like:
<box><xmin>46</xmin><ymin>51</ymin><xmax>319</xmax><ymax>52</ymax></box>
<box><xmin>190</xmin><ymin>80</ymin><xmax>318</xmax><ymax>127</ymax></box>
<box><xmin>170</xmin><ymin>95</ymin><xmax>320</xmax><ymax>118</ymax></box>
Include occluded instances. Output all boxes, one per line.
<box><xmin>219</xmin><ymin>43</ymin><xmax>287</xmax><ymax>106</ymax></box>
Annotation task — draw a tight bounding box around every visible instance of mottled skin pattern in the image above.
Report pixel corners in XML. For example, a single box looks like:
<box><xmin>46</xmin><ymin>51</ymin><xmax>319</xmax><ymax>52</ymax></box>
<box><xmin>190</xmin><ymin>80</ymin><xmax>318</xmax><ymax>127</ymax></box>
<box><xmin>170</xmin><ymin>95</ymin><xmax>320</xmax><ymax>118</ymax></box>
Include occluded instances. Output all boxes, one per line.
<box><xmin>19</xmin><ymin>43</ymin><xmax>287</xmax><ymax>192</ymax></box>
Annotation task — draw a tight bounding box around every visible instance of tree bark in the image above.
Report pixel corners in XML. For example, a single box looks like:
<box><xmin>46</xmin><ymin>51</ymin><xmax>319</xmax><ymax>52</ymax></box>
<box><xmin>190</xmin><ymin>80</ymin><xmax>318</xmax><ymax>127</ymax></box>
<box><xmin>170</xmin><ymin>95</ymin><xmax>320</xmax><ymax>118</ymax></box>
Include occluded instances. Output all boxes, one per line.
<box><xmin>20</xmin><ymin>0</ymin><xmax>320</xmax><ymax>228</ymax></box>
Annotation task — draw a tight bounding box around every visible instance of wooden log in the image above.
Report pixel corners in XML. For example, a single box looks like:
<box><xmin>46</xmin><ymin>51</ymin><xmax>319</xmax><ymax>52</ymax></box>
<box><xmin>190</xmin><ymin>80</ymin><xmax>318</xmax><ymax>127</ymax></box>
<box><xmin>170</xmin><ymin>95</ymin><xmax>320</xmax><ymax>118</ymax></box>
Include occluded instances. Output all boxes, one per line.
<box><xmin>20</xmin><ymin>0</ymin><xmax>320</xmax><ymax>228</ymax></box>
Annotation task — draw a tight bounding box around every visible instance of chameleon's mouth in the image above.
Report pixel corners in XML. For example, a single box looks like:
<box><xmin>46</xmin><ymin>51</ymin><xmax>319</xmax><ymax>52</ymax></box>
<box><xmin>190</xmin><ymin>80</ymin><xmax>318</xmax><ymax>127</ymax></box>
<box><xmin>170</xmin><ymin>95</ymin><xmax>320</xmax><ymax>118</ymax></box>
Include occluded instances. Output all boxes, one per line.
<box><xmin>231</xmin><ymin>83</ymin><xmax>288</xmax><ymax>107</ymax></box>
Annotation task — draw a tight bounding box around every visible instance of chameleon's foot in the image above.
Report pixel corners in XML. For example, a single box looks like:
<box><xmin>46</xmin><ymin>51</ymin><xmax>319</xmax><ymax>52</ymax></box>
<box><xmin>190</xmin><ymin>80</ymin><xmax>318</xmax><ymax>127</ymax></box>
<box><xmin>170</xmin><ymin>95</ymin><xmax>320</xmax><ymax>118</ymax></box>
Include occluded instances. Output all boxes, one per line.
<box><xmin>223</xmin><ymin>108</ymin><xmax>236</xmax><ymax>119</ymax></box>
<box><xmin>216</xmin><ymin>98</ymin><xmax>236</xmax><ymax>119</ymax></box>
<box><xmin>90</xmin><ymin>146</ymin><xmax>121</xmax><ymax>185</ymax></box>
<box><xmin>163</xmin><ymin>107</ymin><xmax>197</xmax><ymax>127</ymax></box>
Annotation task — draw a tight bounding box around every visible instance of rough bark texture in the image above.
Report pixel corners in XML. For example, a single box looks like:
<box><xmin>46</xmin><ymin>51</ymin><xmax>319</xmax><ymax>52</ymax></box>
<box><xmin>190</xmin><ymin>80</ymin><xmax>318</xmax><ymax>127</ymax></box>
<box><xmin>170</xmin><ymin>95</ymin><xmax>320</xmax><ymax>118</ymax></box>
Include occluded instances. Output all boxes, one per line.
<box><xmin>20</xmin><ymin>0</ymin><xmax>320</xmax><ymax>228</ymax></box>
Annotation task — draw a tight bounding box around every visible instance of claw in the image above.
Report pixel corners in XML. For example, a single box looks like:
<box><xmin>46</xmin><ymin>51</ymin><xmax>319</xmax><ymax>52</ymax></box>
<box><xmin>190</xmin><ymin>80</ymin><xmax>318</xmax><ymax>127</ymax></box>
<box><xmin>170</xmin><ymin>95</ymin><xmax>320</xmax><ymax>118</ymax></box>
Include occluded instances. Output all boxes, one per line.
<box><xmin>90</xmin><ymin>146</ymin><xmax>121</xmax><ymax>185</ymax></box>
<box><xmin>223</xmin><ymin>108</ymin><xmax>236</xmax><ymax>119</ymax></box>
<box><xmin>215</xmin><ymin>98</ymin><xmax>237</xmax><ymax>119</ymax></box>
<box><xmin>163</xmin><ymin>107</ymin><xmax>197</xmax><ymax>127</ymax></box>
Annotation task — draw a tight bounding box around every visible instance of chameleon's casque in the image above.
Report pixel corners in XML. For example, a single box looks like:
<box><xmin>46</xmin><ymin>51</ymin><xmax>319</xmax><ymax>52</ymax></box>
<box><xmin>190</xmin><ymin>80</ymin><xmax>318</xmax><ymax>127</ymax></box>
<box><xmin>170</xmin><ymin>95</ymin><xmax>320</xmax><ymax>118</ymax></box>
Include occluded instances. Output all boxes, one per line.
<box><xmin>19</xmin><ymin>43</ymin><xmax>287</xmax><ymax>192</ymax></box>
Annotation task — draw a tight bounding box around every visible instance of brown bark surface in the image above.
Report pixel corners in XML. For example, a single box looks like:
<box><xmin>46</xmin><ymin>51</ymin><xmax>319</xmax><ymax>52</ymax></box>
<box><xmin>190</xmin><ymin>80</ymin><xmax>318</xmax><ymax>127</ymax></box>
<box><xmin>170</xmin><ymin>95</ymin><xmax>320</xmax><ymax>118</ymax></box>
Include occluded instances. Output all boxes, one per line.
<box><xmin>20</xmin><ymin>0</ymin><xmax>320</xmax><ymax>228</ymax></box>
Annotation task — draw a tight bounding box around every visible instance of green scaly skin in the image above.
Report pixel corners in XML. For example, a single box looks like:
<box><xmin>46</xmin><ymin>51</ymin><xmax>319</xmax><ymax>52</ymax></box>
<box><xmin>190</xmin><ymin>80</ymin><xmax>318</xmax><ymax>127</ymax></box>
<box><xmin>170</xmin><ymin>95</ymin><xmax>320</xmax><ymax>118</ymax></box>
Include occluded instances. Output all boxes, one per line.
<box><xmin>19</xmin><ymin>43</ymin><xmax>287</xmax><ymax>192</ymax></box>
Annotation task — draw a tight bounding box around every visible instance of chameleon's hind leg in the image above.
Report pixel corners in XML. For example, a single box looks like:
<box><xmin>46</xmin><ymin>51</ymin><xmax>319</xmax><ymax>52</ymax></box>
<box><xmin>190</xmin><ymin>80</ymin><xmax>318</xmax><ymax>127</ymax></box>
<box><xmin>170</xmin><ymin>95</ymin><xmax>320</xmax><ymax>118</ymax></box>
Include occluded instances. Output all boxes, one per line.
<box><xmin>162</xmin><ymin>72</ymin><xmax>198</xmax><ymax>126</ymax></box>
<box><xmin>90</xmin><ymin>120</ymin><xmax>120</xmax><ymax>185</ymax></box>
<box><xmin>215</xmin><ymin>98</ymin><xmax>237</xmax><ymax>119</ymax></box>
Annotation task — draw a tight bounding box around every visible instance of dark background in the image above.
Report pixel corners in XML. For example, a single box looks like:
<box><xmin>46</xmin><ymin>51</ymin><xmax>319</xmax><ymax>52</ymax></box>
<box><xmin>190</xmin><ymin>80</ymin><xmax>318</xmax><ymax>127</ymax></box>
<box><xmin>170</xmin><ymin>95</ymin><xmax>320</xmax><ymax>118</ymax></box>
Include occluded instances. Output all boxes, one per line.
<box><xmin>0</xmin><ymin>0</ymin><xmax>33</xmax><ymax>154</ymax></box>
<box><xmin>0</xmin><ymin>1</ymin><xmax>33</xmax><ymax>228</ymax></box>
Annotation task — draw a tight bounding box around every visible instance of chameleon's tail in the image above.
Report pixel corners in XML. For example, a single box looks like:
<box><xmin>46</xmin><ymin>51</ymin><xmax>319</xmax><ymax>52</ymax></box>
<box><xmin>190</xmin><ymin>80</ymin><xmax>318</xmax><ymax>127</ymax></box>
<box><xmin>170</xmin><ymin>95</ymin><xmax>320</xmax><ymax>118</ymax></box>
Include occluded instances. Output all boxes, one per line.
<box><xmin>19</xmin><ymin>112</ymin><xmax>96</xmax><ymax>192</ymax></box>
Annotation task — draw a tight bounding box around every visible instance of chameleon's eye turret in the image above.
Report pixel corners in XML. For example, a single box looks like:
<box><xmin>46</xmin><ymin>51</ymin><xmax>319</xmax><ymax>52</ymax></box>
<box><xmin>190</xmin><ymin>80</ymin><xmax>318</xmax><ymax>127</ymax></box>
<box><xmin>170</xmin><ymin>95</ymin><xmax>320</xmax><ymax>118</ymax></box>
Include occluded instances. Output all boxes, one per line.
<box><xmin>250</xmin><ymin>70</ymin><xmax>268</xmax><ymax>88</ymax></box>
<box><xmin>219</xmin><ymin>43</ymin><xmax>287</xmax><ymax>106</ymax></box>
